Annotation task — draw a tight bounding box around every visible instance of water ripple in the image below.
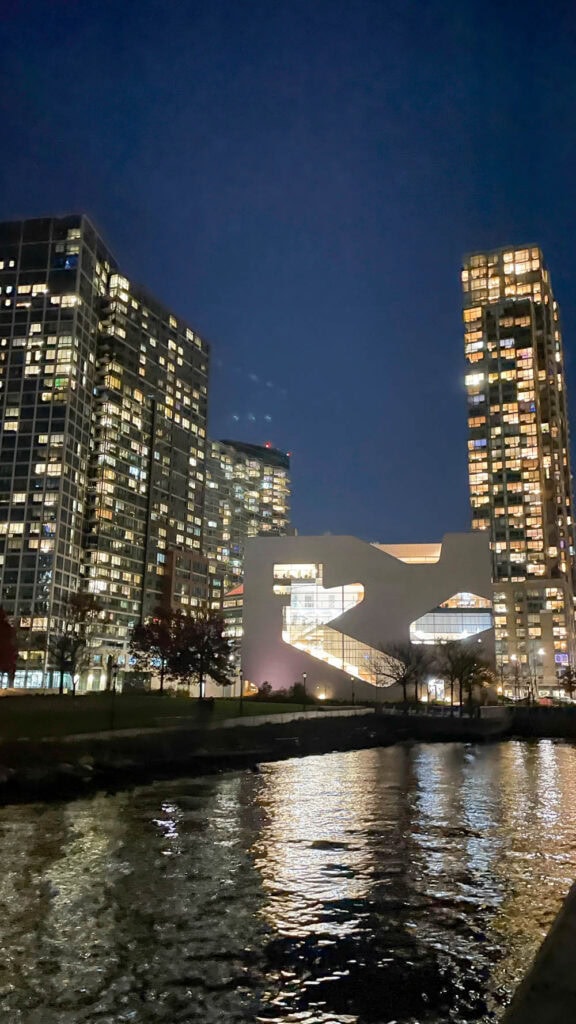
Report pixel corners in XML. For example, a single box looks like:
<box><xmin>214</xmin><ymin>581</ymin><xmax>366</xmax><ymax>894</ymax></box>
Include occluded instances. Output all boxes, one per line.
<box><xmin>0</xmin><ymin>741</ymin><xmax>575</xmax><ymax>1022</ymax></box>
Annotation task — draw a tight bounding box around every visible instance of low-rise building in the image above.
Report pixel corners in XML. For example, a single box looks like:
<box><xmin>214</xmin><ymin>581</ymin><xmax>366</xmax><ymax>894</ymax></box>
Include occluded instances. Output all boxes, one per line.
<box><xmin>242</xmin><ymin>532</ymin><xmax>494</xmax><ymax>701</ymax></box>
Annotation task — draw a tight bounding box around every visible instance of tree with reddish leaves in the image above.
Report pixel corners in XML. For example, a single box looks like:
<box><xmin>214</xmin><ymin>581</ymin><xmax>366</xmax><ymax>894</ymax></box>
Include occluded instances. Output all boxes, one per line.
<box><xmin>130</xmin><ymin>606</ymin><xmax>177</xmax><ymax>693</ymax></box>
<box><xmin>168</xmin><ymin>610</ymin><xmax>236</xmax><ymax>699</ymax></box>
<box><xmin>0</xmin><ymin>607</ymin><xmax>18</xmax><ymax>687</ymax></box>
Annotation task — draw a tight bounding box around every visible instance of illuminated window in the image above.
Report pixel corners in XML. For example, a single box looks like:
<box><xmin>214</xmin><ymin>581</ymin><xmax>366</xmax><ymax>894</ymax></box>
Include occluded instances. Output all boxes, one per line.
<box><xmin>273</xmin><ymin>563</ymin><xmax>318</xmax><ymax>580</ymax></box>
<box><xmin>410</xmin><ymin>606</ymin><xmax>492</xmax><ymax>643</ymax></box>
<box><xmin>439</xmin><ymin>592</ymin><xmax>492</xmax><ymax>609</ymax></box>
<box><xmin>279</xmin><ymin>566</ymin><xmax>379</xmax><ymax>683</ymax></box>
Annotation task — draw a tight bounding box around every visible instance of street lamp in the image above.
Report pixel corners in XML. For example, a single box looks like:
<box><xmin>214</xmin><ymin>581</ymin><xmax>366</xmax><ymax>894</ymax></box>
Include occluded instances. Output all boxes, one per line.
<box><xmin>535</xmin><ymin>647</ymin><xmax>545</xmax><ymax>702</ymax></box>
<box><xmin>301</xmin><ymin>671</ymin><xmax>307</xmax><ymax>711</ymax></box>
<box><xmin>350</xmin><ymin>675</ymin><xmax>355</xmax><ymax>706</ymax></box>
<box><xmin>105</xmin><ymin>654</ymin><xmax>119</xmax><ymax>731</ymax></box>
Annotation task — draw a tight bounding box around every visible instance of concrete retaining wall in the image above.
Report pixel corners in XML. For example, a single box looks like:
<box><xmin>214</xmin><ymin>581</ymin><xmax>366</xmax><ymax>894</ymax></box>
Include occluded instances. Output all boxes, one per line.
<box><xmin>0</xmin><ymin>707</ymin><xmax>511</xmax><ymax>804</ymax></box>
<box><xmin>502</xmin><ymin>881</ymin><xmax>576</xmax><ymax>1023</ymax></box>
<box><xmin>509</xmin><ymin>706</ymin><xmax>576</xmax><ymax>738</ymax></box>
<box><xmin>217</xmin><ymin>707</ymin><xmax>375</xmax><ymax>728</ymax></box>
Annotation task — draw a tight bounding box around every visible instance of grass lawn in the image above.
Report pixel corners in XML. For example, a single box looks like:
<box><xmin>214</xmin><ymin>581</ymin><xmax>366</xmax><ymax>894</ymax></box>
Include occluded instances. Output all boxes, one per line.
<box><xmin>0</xmin><ymin>694</ymin><xmax>322</xmax><ymax>742</ymax></box>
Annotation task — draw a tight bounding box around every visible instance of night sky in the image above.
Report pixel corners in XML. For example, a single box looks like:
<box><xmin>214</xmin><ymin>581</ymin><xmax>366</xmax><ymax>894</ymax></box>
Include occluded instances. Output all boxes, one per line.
<box><xmin>2</xmin><ymin>0</ymin><xmax>576</xmax><ymax>541</ymax></box>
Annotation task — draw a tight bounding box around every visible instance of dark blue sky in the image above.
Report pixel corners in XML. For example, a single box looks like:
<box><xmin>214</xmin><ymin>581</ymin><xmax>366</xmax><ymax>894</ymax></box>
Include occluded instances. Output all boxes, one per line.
<box><xmin>2</xmin><ymin>0</ymin><xmax>576</xmax><ymax>540</ymax></box>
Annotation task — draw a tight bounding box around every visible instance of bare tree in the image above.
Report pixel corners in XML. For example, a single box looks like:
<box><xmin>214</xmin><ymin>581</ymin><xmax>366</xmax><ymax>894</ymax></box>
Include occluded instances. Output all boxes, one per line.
<box><xmin>0</xmin><ymin>607</ymin><xmax>18</xmax><ymax>688</ymax></box>
<box><xmin>48</xmin><ymin>633</ymin><xmax>87</xmax><ymax>696</ymax></box>
<box><xmin>434</xmin><ymin>641</ymin><xmax>459</xmax><ymax>713</ymax></box>
<box><xmin>46</xmin><ymin>592</ymin><xmax>102</xmax><ymax>694</ymax></box>
<box><xmin>436</xmin><ymin>641</ymin><xmax>492</xmax><ymax>716</ymax></box>
<box><xmin>561</xmin><ymin>664</ymin><xmax>576</xmax><ymax>702</ymax></box>
<box><xmin>374</xmin><ymin>641</ymin><xmax>432</xmax><ymax>707</ymax></box>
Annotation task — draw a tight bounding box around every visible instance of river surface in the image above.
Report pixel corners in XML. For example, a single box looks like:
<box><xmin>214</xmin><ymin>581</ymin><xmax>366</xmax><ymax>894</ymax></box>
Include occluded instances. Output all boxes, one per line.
<box><xmin>1</xmin><ymin>741</ymin><xmax>576</xmax><ymax>1023</ymax></box>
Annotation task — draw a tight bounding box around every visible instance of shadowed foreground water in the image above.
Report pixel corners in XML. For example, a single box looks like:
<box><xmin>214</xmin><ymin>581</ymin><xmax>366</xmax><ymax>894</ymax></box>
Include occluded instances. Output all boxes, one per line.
<box><xmin>1</xmin><ymin>741</ymin><xmax>576</xmax><ymax>1023</ymax></box>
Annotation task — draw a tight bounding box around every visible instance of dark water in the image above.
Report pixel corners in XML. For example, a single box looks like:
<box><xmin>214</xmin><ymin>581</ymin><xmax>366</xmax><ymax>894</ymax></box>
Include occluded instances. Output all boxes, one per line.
<box><xmin>1</xmin><ymin>742</ymin><xmax>576</xmax><ymax>1023</ymax></box>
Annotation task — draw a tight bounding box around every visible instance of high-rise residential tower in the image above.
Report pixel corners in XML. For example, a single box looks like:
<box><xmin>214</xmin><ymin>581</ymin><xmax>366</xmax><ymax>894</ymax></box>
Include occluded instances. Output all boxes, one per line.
<box><xmin>0</xmin><ymin>215</ymin><xmax>208</xmax><ymax>688</ymax></box>
<box><xmin>463</xmin><ymin>245</ymin><xmax>575</xmax><ymax>693</ymax></box>
<box><xmin>203</xmin><ymin>439</ymin><xmax>291</xmax><ymax>608</ymax></box>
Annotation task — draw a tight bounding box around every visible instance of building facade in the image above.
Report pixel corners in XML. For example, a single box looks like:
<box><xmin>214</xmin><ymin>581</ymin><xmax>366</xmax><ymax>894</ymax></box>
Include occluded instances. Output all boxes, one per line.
<box><xmin>204</xmin><ymin>439</ymin><xmax>290</xmax><ymax>609</ymax></box>
<box><xmin>242</xmin><ymin>532</ymin><xmax>494</xmax><ymax>702</ymax></box>
<box><xmin>463</xmin><ymin>245</ymin><xmax>576</xmax><ymax>693</ymax></box>
<box><xmin>0</xmin><ymin>215</ymin><xmax>209</xmax><ymax>688</ymax></box>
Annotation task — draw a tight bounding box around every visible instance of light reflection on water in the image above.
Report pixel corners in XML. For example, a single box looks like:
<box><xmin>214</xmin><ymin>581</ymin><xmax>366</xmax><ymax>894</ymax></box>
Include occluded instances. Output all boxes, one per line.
<box><xmin>0</xmin><ymin>742</ymin><xmax>575</xmax><ymax>1022</ymax></box>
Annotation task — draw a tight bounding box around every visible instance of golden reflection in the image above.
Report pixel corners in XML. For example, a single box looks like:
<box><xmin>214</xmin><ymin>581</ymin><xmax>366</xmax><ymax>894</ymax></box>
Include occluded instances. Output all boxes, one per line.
<box><xmin>488</xmin><ymin>742</ymin><xmax>576</xmax><ymax>997</ymax></box>
<box><xmin>404</xmin><ymin>742</ymin><xmax>576</xmax><ymax>1017</ymax></box>
<box><xmin>252</xmin><ymin>751</ymin><xmax>378</xmax><ymax>937</ymax></box>
<box><xmin>1</xmin><ymin>745</ymin><xmax>576</xmax><ymax>1021</ymax></box>
<box><xmin>0</xmin><ymin>805</ymin><xmax>67</xmax><ymax>1002</ymax></box>
<box><xmin>0</xmin><ymin>793</ymin><xmax>129</xmax><ymax>1014</ymax></box>
<box><xmin>34</xmin><ymin>793</ymin><xmax>130</xmax><ymax>1009</ymax></box>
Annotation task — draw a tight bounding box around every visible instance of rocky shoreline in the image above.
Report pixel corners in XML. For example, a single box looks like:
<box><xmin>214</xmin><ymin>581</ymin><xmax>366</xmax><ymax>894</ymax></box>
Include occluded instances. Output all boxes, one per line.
<box><xmin>0</xmin><ymin>708</ymin><xmax>513</xmax><ymax>804</ymax></box>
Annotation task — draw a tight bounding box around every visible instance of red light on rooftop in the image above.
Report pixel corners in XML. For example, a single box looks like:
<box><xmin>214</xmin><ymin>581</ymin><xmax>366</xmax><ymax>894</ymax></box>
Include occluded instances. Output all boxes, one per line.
<box><xmin>264</xmin><ymin>441</ymin><xmax>272</xmax><ymax>448</ymax></box>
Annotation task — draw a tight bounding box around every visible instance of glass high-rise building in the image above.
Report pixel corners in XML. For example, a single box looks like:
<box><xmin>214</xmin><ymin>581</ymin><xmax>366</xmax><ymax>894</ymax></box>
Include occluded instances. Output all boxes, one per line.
<box><xmin>463</xmin><ymin>245</ymin><xmax>576</xmax><ymax>694</ymax></box>
<box><xmin>0</xmin><ymin>215</ymin><xmax>208</xmax><ymax>688</ymax></box>
<box><xmin>204</xmin><ymin>439</ymin><xmax>291</xmax><ymax>609</ymax></box>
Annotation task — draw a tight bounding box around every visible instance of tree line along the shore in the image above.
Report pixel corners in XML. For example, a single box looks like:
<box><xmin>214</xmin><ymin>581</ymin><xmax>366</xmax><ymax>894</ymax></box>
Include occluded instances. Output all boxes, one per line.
<box><xmin>0</xmin><ymin>596</ymin><xmax>575</xmax><ymax>707</ymax></box>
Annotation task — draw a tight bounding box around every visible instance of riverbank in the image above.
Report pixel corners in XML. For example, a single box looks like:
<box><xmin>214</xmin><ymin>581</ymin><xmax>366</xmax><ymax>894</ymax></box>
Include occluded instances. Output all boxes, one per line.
<box><xmin>2</xmin><ymin>702</ymin><xmax>576</xmax><ymax>805</ymax></box>
<box><xmin>0</xmin><ymin>705</ymin><xmax>509</xmax><ymax>804</ymax></box>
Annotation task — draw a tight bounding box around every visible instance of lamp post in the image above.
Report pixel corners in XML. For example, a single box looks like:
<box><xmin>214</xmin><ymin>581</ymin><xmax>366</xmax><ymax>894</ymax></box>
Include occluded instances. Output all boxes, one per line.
<box><xmin>350</xmin><ymin>675</ymin><xmax>355</xmax><ymax>706</ymax></box>
<box><xmin>302</xmin><ymin>671</ymin><xmax>307</xmax><ymax>711</ymax></box>
<box><xmin>106</xmin><ymin>654</ymin><xmax>118</xmax><ymax>731</ymax></box>
<box><xmin>534</xmin><ymin>647</ymin><xmax>545</xmax><ymax>702</ymax></box>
